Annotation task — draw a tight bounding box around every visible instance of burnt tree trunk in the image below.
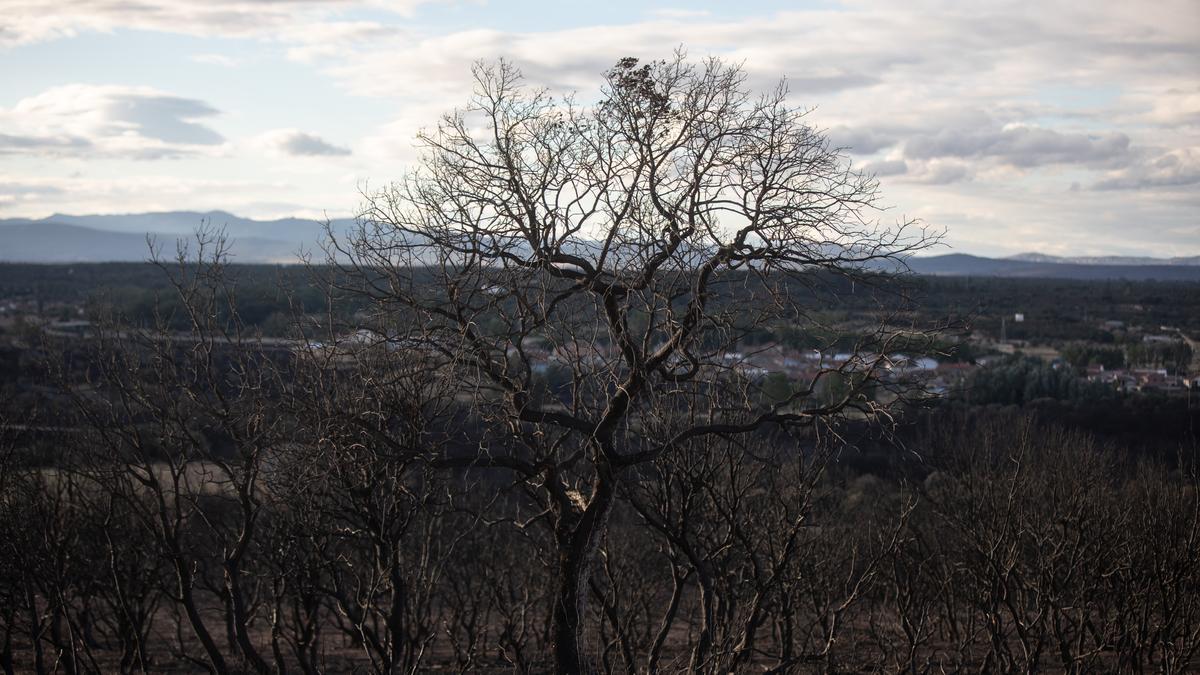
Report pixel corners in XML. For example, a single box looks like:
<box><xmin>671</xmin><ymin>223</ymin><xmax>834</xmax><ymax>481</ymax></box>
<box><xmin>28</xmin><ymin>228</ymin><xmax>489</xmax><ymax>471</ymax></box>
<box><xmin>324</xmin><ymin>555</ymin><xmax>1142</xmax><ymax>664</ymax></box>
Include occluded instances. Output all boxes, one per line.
<box><xmin>552</xmin><ymin>468</ymin><xmax>617</xmax><ymax>674</ymax></box>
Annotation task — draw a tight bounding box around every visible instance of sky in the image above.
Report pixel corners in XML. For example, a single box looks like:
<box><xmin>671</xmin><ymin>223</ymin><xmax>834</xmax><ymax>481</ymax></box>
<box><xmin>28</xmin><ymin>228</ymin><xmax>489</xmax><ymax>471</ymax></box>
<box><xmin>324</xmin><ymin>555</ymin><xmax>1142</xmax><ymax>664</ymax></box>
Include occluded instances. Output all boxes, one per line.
<box><xmin>1</xmin><ymin>0</ymin><xmax>1197</xmax><ymax>258</ymax></box>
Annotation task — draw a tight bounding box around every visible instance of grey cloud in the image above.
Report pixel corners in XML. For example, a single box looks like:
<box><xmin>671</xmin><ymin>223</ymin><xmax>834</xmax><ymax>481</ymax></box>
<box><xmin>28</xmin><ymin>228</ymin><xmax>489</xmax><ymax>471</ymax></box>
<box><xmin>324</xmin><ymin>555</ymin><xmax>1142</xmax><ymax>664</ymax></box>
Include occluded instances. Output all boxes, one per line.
<box><xmin>828</xmin><ymin>126</ymin><xmax>898</xmax><ymax>155</ymax></box>
<box><xmin>861</xmin><ymin>159</ymin><xmax>908</xmax><ymax>177</ymax></box>
<box><xmin>1092</xmin><ymin>174</ymin><xmax>1193</xmax><ymax>190</ymax></box>
<box><xmin>904</xmin><ymin>126</ymin><xmax>1131</xmax><ymax>168</ymax></box>
<box><xmin>270</xmin><ymin>130</ymin><xmax>351</xmax><ymax>156</ymax></box>
<box><xmin>0</xmin><ymin>180</ymin><xmax>66</xmax><ymax>210</ymax></box>
<box><xmin>0</xmin><ymin>133</ymin><xmax>92</xmax><ymax>153</ymax></box>
<box><xmin>103</xmin><ymin>94</ymin><xmax>224</xmax><ymax>145</ymax></box>
<box><xmin>918</xmin><ymin>163</ymin><xmax>971</xmax><ymax>185</ymax></box>
<box><xmin>1091</xmin><ymin>151</ymin><xmax>1200</xmax><ymax>190</ymax></box>
<box><xmin>787</xmin><ymin>72</ymin><xmax>880</xmax><ymax>95</ymax></box>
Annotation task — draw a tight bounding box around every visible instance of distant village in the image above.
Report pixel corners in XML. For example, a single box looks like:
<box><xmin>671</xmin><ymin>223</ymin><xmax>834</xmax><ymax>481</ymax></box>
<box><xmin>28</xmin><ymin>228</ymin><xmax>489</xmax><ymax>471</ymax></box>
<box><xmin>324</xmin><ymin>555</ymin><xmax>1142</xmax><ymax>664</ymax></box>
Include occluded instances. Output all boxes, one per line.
<box><xmin>3</xmin><ymin>289</ymin><xmax>1196</xmax><ymax>402</ymax></box>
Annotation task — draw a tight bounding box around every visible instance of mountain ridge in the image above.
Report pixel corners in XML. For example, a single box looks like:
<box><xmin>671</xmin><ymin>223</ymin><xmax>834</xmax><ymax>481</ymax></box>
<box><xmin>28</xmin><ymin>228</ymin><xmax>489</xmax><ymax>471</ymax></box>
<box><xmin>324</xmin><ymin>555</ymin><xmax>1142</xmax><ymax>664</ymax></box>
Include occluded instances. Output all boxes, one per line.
<box><xmin>1006</xmin><ymin>252</ymin><xmax>1200</xmax><ymax>266</ymax></box>
<box><xmin>904</xmin><ymin>253</ymin><xmax>1200</xmax><ymax>281</ymax></box>
<box><xmin>0</xmin><ymin>222</ymin><xmax>305</xmax><ymax>264</ymax></box>
<box><xmin>2</xmin><ymin>213</ymin><xmax>1198</xmax><ymax>280</ymax></box>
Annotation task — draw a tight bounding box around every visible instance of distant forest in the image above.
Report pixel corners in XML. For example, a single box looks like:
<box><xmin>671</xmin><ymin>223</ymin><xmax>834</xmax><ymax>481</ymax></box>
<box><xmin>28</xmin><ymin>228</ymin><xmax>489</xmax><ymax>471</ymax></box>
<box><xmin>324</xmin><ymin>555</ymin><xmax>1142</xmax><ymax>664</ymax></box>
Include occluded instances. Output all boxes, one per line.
<box><xmin>4</xmin><ymin>262</ymin><xmax>1200</xmax><ymax>335</ymax></box>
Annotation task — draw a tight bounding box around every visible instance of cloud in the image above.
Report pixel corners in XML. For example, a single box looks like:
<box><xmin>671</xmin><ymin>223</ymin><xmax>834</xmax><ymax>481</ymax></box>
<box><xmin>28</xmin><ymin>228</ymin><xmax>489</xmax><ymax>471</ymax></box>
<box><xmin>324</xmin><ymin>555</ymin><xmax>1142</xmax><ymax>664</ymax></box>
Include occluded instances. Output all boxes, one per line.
<box><xmin>315</xmin><ymin>0</ymin><xmax>1193</xmax><ymax>199</ymax></box>
<box><xmin>788</xmin><ymin>72</ymin><xmax>881</xmax><ymax>94</ymax></box>
<box><xmin>258</xmin><ymin>129</ymin><xmax>351</xmax><ymax>157</ymax></box>
<box><xmin>1091</xmin><ymin>149</ymin><xmax>1200</xmax><ymax>190</ymax></box>
<box><xmin>913</xmin><ymin>161</ymin><xmax>971</xmax><ymax>185</ymax></box>
<box><xmin>861</xmin><ymin>159</ymin><xmax>908</xmax><ymax>177</ymax></box>
<box><xmin>0</xmin><ymin>179</ymin><xmax>64</xmax><ymax>209</ymax></box>
<box><xmin>0</xmin><ymin>85</ymin><xmax>226</xmax><ymax>159</ymax></box>
<box><xmin>904</xmin><ymin>124</ymin><xmax>1132</xmax><ymax>168</ymax></box>
<box><xmin>0</xmin><ymin>132</ymin><xmax>92</xmax><ymax>153</ymax></box>
<box><xmin>0</xmin><ymin>0</ymin><xmax>432</xmax><ymax>47</ymax></box>
<box><xmin>827</xmin><ymin>127</ymin><xmax>900</xmax><ymax>155</ymax></box>
<box><xmin>322</xmin><ymin>20</ymin><xmax>905</xmax><ymax>101</ymax></box>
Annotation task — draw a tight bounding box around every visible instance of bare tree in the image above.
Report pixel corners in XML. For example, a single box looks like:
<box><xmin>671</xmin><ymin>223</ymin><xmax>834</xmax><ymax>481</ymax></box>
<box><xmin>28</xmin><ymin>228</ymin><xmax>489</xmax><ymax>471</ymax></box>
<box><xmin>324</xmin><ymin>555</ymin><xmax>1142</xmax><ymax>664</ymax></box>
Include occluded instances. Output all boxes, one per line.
<box><xmin>329</xmin><ymin>52</ymin><xmax>934</xmax><ymax>672</ymax></box>
<box><xmin>279</xmin><ymin>332</ymin><xmax>483</xmax><ymax>674</ymax></box>
<box><xmin>63</xmin><ymin>235</ymin><xmax>288</xmax><ymax>675</ymax></box>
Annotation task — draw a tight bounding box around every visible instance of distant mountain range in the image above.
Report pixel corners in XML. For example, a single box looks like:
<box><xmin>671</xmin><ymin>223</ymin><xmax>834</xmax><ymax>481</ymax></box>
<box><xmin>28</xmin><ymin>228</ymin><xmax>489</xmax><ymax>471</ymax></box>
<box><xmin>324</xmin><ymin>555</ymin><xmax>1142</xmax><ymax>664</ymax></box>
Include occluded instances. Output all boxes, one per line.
<box><xmin>0</xmin><ymin>222</ymin><xmax>308</xmax><ymax>264</ymax></box>
<box><xmin>1006</xmin><ymin>252</ymin><xmax>1200</xmax><ymax>266</ymax></box>
<box><xmin>0</xmin><ymin>211</ymin><xmax>356</xmax><ymax>263</ymax></box>
<box><xmin>1</xmin><ymin>212</ymin><xmax>1198</xmax><ymax>280</ymax></box>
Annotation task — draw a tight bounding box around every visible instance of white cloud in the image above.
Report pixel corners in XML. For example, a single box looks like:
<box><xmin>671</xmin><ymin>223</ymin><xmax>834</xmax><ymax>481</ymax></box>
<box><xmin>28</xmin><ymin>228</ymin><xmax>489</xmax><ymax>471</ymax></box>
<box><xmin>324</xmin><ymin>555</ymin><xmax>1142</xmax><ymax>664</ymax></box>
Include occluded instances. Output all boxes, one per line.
<box><xmin>0</xmin><ymin>85</ymin><xmax>228</xmax><ymax>159</ymax></box>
